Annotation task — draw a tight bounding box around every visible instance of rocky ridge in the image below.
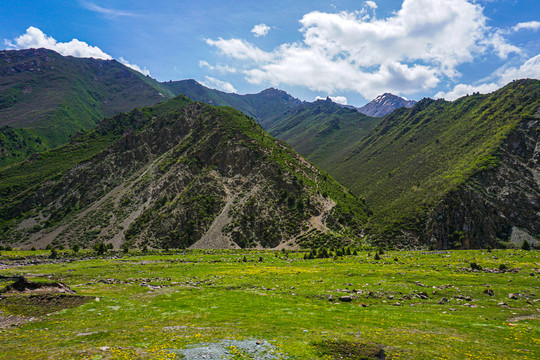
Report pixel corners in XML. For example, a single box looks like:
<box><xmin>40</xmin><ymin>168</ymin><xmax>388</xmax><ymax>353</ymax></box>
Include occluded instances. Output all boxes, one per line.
<box><xmin>425</xmin><ymin>112</ymin><xmax>540</xmax><ymax>249</ymax></box>
<box><xmin>358</xmin><ymin>93</ymin><xmax>417</xmax><ymax>117</ymax></box>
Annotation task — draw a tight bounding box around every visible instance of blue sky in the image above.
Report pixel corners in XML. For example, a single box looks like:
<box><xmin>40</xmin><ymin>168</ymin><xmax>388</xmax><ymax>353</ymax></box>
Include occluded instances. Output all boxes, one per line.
<box><xmin>1</xmin><ymin>0</ymin><xmax>539</xmax><ymax>106</ymax></box>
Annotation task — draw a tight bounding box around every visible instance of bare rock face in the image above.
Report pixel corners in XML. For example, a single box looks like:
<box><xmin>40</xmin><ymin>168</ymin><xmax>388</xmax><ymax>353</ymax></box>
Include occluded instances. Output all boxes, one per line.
<box><xmin>358</xmin><ymin>93</ymin><xmax>417</xmax><ymax>117</ymax></box>
<box><xmin>425</xmin><ymin>115</ymin><xmax>539</xmax><ymax>249</ymax></box>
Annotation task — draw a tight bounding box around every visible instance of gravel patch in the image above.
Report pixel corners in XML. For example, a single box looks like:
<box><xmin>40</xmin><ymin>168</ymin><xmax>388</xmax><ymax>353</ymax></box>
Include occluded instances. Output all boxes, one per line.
<box><xmin>172</xmin><ymin>339</ymin><xmax>282</xmax><ymax>359</ymax></box>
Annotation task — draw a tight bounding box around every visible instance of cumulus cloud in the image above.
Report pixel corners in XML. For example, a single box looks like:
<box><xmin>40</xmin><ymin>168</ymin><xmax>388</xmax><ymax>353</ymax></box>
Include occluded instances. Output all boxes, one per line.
<box><xmin>435</xmin><ymin>54</ymin><xmax>540</xmax><ymax>100</ymax></box>
<box><xmin>251</xmin><ymin>24</ymin><xmax>271</xmax><ymax>37</ymax></box>
<box><xmin>513</xmin><ymin>21</ymin><xmax>540</xmax><ymax>32</ymax></box>
<box><xmin>434</xmin><ymin>82</ymin><xmax>499</xmax><ymax>100</ymax></box>
<box><xmin>206</xmin><ymin>38</ymin><xmax>273</xmax><ymax>62</ymax></box>
<box><xmin>199</xmin><ymin>60</ymin><xmax>237</xmax><ymax>74</ymax></box>
<box><xmin>315</xmin><ymin>95</ymin><xmax>348</xmax><ymax>105</ymax></box>
<box><xmin>5</xmin><ymin>26</ymin><xmax>112</xmax><ymax>59</ymax></box>
<box><xmin>365</xmin><ymin>1</ymin><xmax>378</xmax><ymax>10</ymax></box>
<box><xmin>205</xmin><ymin>0</ymin><xmax>520</xmax><ymax>99</ymax></box>
<box><xmin>202</xmin><ymin>76</ymin><xmax>237</xmax><ymax>93</ymax></box>
<box><xmin>5</xmin><ymin>27</ymin><xmax>150</xmax><ymax>76</ymax></box>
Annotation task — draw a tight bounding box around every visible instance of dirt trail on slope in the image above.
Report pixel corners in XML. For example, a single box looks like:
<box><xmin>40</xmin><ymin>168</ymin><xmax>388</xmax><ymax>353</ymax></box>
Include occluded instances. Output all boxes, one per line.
<box><xmin>189</xmin><ymin>186</ymin><xmax>237</xmax><ymax>249</ymax></box>
<box><xmin>190</xmin><ymin>181</ymin><xmax>260</xmax><ymax>249</ymax></box>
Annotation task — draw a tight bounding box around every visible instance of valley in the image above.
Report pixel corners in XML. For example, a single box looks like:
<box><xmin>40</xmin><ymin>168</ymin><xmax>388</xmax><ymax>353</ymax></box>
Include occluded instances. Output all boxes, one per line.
<box><xmin>0</xmin><ymin>248</ymin><xmax>538</xmax><ymax>359</ymax></box>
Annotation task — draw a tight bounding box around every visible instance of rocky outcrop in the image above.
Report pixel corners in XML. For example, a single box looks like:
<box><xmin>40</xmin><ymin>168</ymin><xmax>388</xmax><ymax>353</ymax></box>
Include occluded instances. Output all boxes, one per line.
<box><xmin>425</xmin><ymin>114</ymin><xmax>539</xmax><ymax>249</ymax></box>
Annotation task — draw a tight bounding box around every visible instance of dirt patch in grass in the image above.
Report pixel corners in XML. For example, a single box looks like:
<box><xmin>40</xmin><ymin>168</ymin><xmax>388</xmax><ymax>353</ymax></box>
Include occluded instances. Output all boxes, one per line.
<box><xmin>0</xmin><ymin>294</ymin><xmax>92</xmax><ymax>317</ymax></box>
<box><xmin>312</xmin><ymin>339</ymin><xmax>386</xmax><ymax>360</ymax></box>
<box><xmin>0</xmin><ymin>276</ymin><xmax>76</xmax><ymax>295</ymax></box>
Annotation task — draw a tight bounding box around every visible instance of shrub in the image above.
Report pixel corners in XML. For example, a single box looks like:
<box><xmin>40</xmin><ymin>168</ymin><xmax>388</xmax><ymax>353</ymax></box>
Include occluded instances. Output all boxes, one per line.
<box><xmin>49</xmin><ymin>248</ymin><xmax>58</xmax><ymax>259</ymax></box>
<box><xmin>72</xmin><ymin>244</ymin><xmax>80</xmax><ymax>253</ymax></box>
<box><xmin>522</xmin><ymin>240</ymin><xmax>531</xmax><ymax>251</ymax></box>
<box><xmin>96</xmin><ymin>242</ymin><xmax>107</xmax><ymax>255</ymax></box>
<box><xmin>470</xmin><ymin>262</ymin><xmax>482</xmax><ymax>271</ymax></box>
<box><xmin>374</xmin><ymin>253</ymin><xmax>380</xmax><ymax>260</ymax></box>
<box><xmin>30</xmin><ymin>246</ymin><xmax>36</xmax><ymax>251</ymax></box>
<box><xmin>498</xmin><ymin>264</ymin><xmax>507</xmax><ymax>271</ymax></box>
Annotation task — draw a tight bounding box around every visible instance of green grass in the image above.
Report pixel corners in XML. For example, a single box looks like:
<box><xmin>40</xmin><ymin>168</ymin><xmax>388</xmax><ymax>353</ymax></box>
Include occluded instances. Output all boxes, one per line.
<box><xmin>0</xmin><ymin>249</ymin><xmax>537</xmax><ymax>359</ymax></box>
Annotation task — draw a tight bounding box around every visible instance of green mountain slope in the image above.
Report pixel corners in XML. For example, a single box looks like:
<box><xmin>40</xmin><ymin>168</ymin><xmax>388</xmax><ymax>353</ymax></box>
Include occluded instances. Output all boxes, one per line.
<box><xmin>328</xmin><ymin>79</ymin><xmax>540</xmax><ymax>248</ymax></box>
<box><xmin>266</xmin><ymin>97</ymin><xmax>382</xmax><ymax>169</ymax></box>
<box><xmin>162</xmin><ymin>79</ymin><xmax>302</xmax><ymax>124</ymax></box>
<box><xmin>0</xmin><ymin>97</ymin><xmax>370</xmax><ymax>250</ymax></box>
<box><xmin>0</xmin><ymin>48</ymin><xmax>174</xmax><ymax>167</ymax></box>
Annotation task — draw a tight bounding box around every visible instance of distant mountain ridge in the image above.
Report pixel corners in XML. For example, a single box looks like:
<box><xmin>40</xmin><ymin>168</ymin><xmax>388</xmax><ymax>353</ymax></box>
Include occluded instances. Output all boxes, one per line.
<box><xmin>0</xmin><ymin>48</ymin><xmax>174</xmax><ymax>167</ymax></box>
<box><xmin>266</xmin><ymin>97</ymin><xmax>381</xmax><ymax>169</ymax></box>
<box><xmin>358</xmin><ymin>93</ymin><xmax>417</xmax><ymax>117</ymax></box>
<box><xmin>162</xmin><ymin>79</ymin><xmax>303</xmax><ymax>126</ymax></box>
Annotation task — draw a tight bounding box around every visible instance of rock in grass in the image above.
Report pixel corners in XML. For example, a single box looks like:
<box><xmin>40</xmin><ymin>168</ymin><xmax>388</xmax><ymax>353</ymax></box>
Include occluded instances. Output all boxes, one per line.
<box><xmin>508</xmin><ymin>293</ymin><xmax>518</xmax><ymax>300</ymax></box>
<box><xmin>339</xmin><ymin>296</ymin><xmax>353</xmax><ymax>302</ymax></box>
<box><xmin>483</xmin><ymin>288</ymin><xmax>494</xmax><ymax>296</ymax></box>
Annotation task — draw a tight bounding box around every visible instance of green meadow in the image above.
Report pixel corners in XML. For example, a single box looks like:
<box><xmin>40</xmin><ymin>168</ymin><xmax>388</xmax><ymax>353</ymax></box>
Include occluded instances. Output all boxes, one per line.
<box><xmin>0</xmin><ymin>249</ymin><xmax>538</xmax><ymax>359</ymax></box>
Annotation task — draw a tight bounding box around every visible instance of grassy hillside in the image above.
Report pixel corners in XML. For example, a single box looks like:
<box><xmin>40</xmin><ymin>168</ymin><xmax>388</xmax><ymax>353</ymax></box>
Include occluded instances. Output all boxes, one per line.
<box><xmin>328</xmin><ymin>79</ymin><xmax>540</xmax><ymax>244</ymax></box>
<box><xmin>162</xmin><ymin>79</ymin><xmax>302</xmax><ymax>124</ymax></box>
<box><xmin>0</xmin><ymin>96</ymin><xmax>369</xmax><ymax>250</ymax></box>
<box><xmin>266</xmin><ymin>98</ymin><xmax>382</xmax><ymax>169</ymax></box>
<box><xmin>0</xmin><ymin>48</ymin><xmax>173</xmax><ymax>167</ymax></box>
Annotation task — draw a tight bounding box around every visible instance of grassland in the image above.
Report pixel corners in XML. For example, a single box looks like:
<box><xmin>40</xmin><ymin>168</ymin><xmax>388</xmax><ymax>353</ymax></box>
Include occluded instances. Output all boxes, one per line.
<box><xmin>0</xmin><ymin>249</ymin><xmax>538</xmax><ymax>359</ymax></box>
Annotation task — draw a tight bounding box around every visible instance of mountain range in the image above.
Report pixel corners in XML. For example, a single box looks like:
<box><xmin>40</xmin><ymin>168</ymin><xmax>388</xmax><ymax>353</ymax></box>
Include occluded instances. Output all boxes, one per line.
<box><xmin>0</xmin><ymin>49</ymin><xmax>538</xmax><ymax>250</ymax></box>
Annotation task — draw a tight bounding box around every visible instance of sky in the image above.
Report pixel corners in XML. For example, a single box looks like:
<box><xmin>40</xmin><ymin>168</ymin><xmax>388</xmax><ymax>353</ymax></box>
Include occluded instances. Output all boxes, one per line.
<box><xmin>1</xmin><ymin>0</ymin><xmax>539</xmax><ymax>106</ymax></box>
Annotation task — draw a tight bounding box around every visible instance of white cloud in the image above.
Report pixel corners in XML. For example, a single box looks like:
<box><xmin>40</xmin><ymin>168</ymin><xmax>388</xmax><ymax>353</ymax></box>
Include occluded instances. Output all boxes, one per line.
<box><xmin>316</xmin><ymin>95</ymin><xmax>348</xmax><ymax>105</ymax></box>
<box><xmin>199</xmin><ymin>60</ymin><xmax>237</xmax><ymax>74</ymax></box>
<box><xmin>435</xmin><ymin>54</ymin><xmax>540</xmax><ymax>100</ymax></box>
<box><xmin>251</xmin><ymin>24</ymin><xmax>271</xmax><ymax>38</ymax></box>
<box><xmin>80</xmin><ymin>1</ymin><xmax>137</xmax><ymax>17</ymax></box>
<box><xmin>498</xmin><ymin>54</ymin><xmax>540</xmax><ymax>83</ymax></box>
<box><xmin>202</xmin><ymin>76</ymin><xmax>237</xmax><ymax>93</ymax></box>
<box><xmin>118</xmin><ymin>57</ymin><xmax>151</xmax><ymax>76</ymax></box>
<box><xmin>206</xmin><ymin>0</ymin><xmax>520</xmax><ymax>99</ymax></box>
<box><xmin>5</xmin><ymin>27</ymin><xmax>150</xmax><ymax>76</ymax></box>
<box><xmin>513</xmin><ymin>21</ymin><xmax>540</xmax><ymax>32</ymax></box>
<box><xmin>5</xmin><ymin>26</ymin><xmax>112</xmax><ymax>60</ymax></box>
<box><xmin>206</xmin><ymin>38</ymin><xmax>273</xmax><ymax>62</ymax></box>
<box><xmin>365</xmin><ymin>1</ymin><xmax>378</xmax><ymax>10</ymax></box>
<box><xmin>434</xmin><ymin>82</ymin><xmax>499</xmax><ymax>100</ymax></box>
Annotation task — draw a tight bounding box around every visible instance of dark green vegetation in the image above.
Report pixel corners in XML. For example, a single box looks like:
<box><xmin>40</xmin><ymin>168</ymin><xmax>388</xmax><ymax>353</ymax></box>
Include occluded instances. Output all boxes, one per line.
<box><xmin>0</xmin><ymin>95</ymin><xmax>369</xmax><ymax>250</ymax></box>
<box><xmin>266</xmin><ymin>98</ymin><xmax>381</xmax><ymax>170</ymax></box>
<box><xmin>162</xmin><ymin>79</ymin><xmax>303</xmax><ymax>125</ymax></box>
<box><xmin>0</xmin><ymin>48</ymin><xmax>174</xmax><ymax>166</ymax></box>
<box><xmin>0</xmin><ymin>249</ymin><xmax>538</xmax><ymax>359</ymax></box>
<box><xmin>323</xmin><ymin>79</ymin><xmax>540</xmax><ymax>248</ymax></box>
